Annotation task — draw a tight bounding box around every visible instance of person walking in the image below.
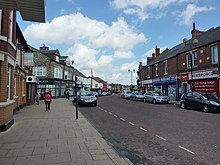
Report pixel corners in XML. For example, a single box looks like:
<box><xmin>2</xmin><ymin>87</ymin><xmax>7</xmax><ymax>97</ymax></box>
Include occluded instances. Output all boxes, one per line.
<box><xmin>35</xmin><ymin>93</ymin><xmax>40</xmax><ymax>105</ymax></box>
<box><xmin>44</xmin><ymin>92</ymin><xmax>52</xmax><ymax>111</ymax></box>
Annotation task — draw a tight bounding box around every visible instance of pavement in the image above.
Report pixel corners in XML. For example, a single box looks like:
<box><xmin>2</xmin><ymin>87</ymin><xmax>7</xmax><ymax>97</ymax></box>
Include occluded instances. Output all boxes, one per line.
<box><xmin>0</xmin><ymin>98</ymin><xmax>133</xmax><ymax>165</ymax></box>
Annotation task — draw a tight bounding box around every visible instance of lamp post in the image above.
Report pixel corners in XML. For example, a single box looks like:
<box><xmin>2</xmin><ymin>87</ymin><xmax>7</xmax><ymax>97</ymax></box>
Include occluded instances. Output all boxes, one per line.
<box><xmin>183</xmin><ymin>38</ymin><xmax>198</xmax><ymax>92</ymax></box>
<box><xmin>128</xmin><ymin>69</ymin><xmax>136</xmax><ymax>85</ymax></box>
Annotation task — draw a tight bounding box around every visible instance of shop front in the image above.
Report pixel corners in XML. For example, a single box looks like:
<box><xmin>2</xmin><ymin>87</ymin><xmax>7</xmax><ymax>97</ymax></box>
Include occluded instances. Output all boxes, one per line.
<box><xmin>152</xmin><ymin>75</ymin><xmax>177</xmax><ymax>100</ymax></box>
<box><xmin>179</xmin><ymin>69</ymin><xmax>219</xmax><ymax>97</ymax></box>
<box><xmin>142</xmin><ymin>79</ymin><xmax>153</xmax><ymax>92</ymax></box>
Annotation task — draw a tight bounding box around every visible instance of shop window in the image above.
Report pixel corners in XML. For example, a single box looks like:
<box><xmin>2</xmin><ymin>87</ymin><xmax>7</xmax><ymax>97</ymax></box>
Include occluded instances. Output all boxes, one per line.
<box><xmin>211</xmin><ymin>45</ymin><xmax>218</xmax><ymax>64</ymax></box>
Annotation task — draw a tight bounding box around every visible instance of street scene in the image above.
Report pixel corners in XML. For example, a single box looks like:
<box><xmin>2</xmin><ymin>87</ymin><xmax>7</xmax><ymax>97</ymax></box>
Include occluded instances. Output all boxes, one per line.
<box><xmin>0</xmin><ymin>0</ymin><xmax>220</xmax><ymax>165</ymax></box>
<box><xmin>80</xmin><ymin>94</ymin><xmax>220</xmax><ymax>165</ymax></box>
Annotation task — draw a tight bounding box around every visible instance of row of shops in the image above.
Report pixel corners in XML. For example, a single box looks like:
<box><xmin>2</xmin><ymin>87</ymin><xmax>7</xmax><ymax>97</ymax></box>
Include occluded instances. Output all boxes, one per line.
<box><xmin>141</xmin><ymin>69</ymin><xmax>220</xmax><ymax>100</ymax></box>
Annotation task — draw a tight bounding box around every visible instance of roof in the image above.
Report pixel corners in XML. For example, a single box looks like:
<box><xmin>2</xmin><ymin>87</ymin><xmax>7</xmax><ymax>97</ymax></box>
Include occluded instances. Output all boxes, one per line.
<box><xmin>16</xmin><ymin>22</ymin><xmax>30</xmax><ymax>51</ymax></box>
<box><xmin>0</xmin><ymin>0</ymin><xmax>45</xmax><ymax>23</ymax></box>
<box><xmin>93</xmin><ymin>77</ymin><xmax>106</xmax><ymax>83</ymax></box>
<box><xmin>179</xmin><ymin>26</ymin><xmax>220</xmax><ymax>54</ymax></box>
<box><xmin>143</xmin><ymin>25</ymin><xmax>220</xmax><ymax>67</ymax></box>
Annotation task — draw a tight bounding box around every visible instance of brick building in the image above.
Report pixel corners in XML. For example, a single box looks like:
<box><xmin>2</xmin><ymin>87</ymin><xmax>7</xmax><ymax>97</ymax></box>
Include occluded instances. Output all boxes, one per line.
<box><xmin>138</xmin><ymin>23</ymin><xmax>220</xmax><ymax>100</ymax></box>
<box><xmin>0</xmin><ymin>1</ymin><xmax>45</xmax><ymax>132</ymax></box>
<box><xmin>29</xmin><ymin>45</ymin><xmax>88</xmax><ymax>99</ymax></box>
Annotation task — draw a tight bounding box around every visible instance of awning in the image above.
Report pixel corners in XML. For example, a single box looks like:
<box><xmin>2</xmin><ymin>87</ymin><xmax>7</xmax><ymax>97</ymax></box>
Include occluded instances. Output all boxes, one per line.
<box><xmin>0</xmin><ymin>0</ymin><xmax>45</xmax><ymax>23</ymax></box>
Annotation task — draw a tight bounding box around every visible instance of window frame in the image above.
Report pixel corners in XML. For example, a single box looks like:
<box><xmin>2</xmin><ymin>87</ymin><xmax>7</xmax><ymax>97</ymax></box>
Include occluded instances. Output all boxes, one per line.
<box><xmin>0</xmin><ymin>9</ymin><xmax>2</xmax><ymax>36</ymax></box>
<box><xmin>33</xmin><ymin>66</ymin><xmax>46</xmax><ymax>76</ymax></box>
<box><xmin>164</xmin><ymin>60</ymin><xmax>168</xmax><ymax>75</ymax></box>
<box><xmin>7</xmin><ymin>65</ymin><xmax>12</xmax><ymax>100</ymax></box>
<box><xmin>155</xmin><ymin>64</ymin><xmax>158</xmax><ymax>76</ymax></box>
<box><xmin>211</xmin><ymin>45</ymin><xmax>218</xmax><ymax>64</ymax></box>
<box><xmin>9</xmin><ymin>10</ymin><xmax>13</xmax><ymax>42</ymax></box>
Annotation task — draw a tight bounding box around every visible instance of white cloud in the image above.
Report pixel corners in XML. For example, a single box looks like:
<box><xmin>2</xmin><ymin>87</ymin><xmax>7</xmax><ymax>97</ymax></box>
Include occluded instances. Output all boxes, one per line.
<box><xmin>179</xmin><ymin>4</ymin><xmax>215</xmax><ymax>25</ymax></box>
<box><xmin>113</xmin><ymin>50</ymin><xmax>134</xmax><ymax>59</ymax></box>
<box><xmin>24</xmin><ymin>13</ymin><xmax>146</xmax><ymax>51</ymax></box>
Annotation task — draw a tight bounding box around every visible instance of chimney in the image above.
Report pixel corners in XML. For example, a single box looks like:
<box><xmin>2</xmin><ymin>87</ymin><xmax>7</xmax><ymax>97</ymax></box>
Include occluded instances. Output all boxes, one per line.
<box><xmin>191</xmin><ymin>22</ymin><xmax>204</xmax><ymax>38</ymax></box>
<box><xmin>152</xmin><ymin>53</ymin><xmax>155</xmax><ymax>59</ymax></box>
<box><xmin>39</xmin><ymin>44</ymin><xmax>49</xmax><ymax>51</ymax></box>
<box><xmin>155</xmin><ymin>45</ymin><xmax>160</xmax><ymax>58</ymax></box>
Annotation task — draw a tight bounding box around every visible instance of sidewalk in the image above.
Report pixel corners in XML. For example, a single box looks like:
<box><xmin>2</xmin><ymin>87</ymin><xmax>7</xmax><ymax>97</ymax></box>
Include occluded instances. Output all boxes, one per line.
<box><xmin>0</xmin><ymin>98</ymin><xmax>133</xmax><ymax>165</ymax></box>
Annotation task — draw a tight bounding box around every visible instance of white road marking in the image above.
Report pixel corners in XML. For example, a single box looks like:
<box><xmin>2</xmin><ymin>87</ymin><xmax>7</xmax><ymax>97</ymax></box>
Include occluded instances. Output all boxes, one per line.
<box><xmin>140</xmin><ymin>127</ymin><xmax>147</xmax><ymax>132</ymax></box>
<box><xmin>129</xmin><ymin>122</ymin><xmax>135</xmax><ymax>126</ymax></box>
<box><xmin>120</xmin><ymin>118</ymin><xmax>125</xmax><ymax>121</ymax></box>
<box><xmin>178</xmin><ymin>146</ymin><xmax>195</xmax><ymax>155</ymax></box>
<box><xmin>114</xmin><ymin>115</ymin><xmax>118</xmax><ymax>118</ymax></box>
<box><xmin>104</xmin><ymin>110</ymin><xmax>107</xmax><ymax>113</ymax></box>
<box><xmin>156</xmin><ymin>135</ymin><xmax>167</xmax><ymax>141</ymax></box>
<box><xmin>109</xmin><ymin>112</ymin><xmax>112</xmax><ymax>115</ymax></box>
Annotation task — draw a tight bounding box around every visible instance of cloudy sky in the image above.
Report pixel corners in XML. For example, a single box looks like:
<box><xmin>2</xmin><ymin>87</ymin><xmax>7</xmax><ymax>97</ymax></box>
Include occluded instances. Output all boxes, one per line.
<box><xmin>17</xmin><ymin>0</ymin><xmax>220</xmax><ymax>85</ymax></box>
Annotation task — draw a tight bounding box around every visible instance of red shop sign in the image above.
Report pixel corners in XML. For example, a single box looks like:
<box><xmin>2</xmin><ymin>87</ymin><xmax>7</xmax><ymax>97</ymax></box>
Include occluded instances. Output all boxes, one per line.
<box><xmin>193</xmin><ymin>79</ymin><xmax>219</xmax><ymax>97</ymax></box>
<box><xmin>180</xmin><ymin>73</ymin><xmax>189</xmax><ymax>81</ymax></box>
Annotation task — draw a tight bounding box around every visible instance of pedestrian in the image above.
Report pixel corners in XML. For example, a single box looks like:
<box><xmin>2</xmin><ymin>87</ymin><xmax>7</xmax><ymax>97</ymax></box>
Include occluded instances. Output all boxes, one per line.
<box><xmin>35</xmin><ymin>93</ymin><xmax>40</xmax><ymax>105</ymax></box>
<box><xmin>66</xmin><ymin>90</ymin><xmax>70</xmax><ymax>100</ymax></box>
<box><xmin>44</xmin><ymin>92</ymin><xmax>52</xmax><ymax>111</ymax></box>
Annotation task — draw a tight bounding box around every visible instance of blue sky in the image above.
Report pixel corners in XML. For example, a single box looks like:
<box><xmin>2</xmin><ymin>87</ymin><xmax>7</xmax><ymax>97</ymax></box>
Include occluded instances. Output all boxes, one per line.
<box><xmin>17</xmin><ymin>0</ymin><xmax>220</xmax><ymax>85</ymax></box>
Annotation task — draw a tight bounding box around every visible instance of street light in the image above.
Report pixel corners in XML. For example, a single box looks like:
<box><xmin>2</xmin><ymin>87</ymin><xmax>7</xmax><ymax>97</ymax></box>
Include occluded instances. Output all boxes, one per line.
<box><xmin>128</xmin><ymin>69</ymin><xmax>136</xmax><ymax>85</ymax></box>
<box><xmin>183</xmin><ymin>38</ymin><xmax>198</xmax><ymax>91</ymax></box>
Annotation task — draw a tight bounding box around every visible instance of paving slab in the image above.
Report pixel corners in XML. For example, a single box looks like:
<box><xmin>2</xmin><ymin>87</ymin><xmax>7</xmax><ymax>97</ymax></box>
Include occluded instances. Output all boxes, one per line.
<box><xmin>0</xmin><ymin>98</ymin><xmax>133</xmax><ymax>165</ymax></box>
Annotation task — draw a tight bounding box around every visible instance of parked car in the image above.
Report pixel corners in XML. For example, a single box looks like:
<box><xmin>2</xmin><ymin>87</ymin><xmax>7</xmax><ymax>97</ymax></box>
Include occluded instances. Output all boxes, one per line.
<box><xmin>78</xmin><ymin>91</ymin><xmax>97</xmax><ymax>106</ymax></box>
<box><xmin>180</xmin><ymin>92</ymin><xmax>220</xmax><ymax>113</ymax></box>
<box><xmin>121</xmin><ymin>90</ymin><xmax>132</xmax><ymax>99</ymax></box>
<box><xmin>144</xmin><ymin>91</ymin><xmax>169</xmax><ymax>104</ymax></box>
<box><xmin>130</xmin><ymin>91</ymin><xmax>145</xmax><ymax>101</ymax></box>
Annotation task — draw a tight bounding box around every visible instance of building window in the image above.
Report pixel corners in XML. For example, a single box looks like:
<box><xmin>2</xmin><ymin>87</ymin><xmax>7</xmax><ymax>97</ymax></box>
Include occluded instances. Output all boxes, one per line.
<box><xmin>14</xmin><ymin>77</ymin><xmax>16</xmax><ymax>97</ymax></box>
<box><xmin>155</xmin><ymin>64</ymin><xmax>158</xmax><ymax>76</ymax></box>
<box><xmin>186</xmin><ymin>54</ymin><xmax>191</xmax><ymax>69</ymax></box>
<box><xmin>0</xmin><ymin>9</ymin><xmax>2</xmax><ymax>35</ymax></box>
<box><xmin>9</xmin><ymin>10</ymin><xmax>13</xmax><ymax>42</ymax></box>
<box><xmin>33</xmin><ymin>66</ymin><xmax>46</xmax><ymax>76</ymax></box>
<box><xmin>164</xmin><ymin>61</ymin><xmax>168</xmax><ymax>75</ymax></box>
<box><xmin>186</xmin><ymin>52</ymin><xmax>197</xmax><ymax>69</ymax></box>
<box><xmin>22</xmin><ymin>78</ymin><xmax>25</xmax><ymax>95</ymax></box>
<box><xmin>55</xmin><ymin>56</ymin><xmax>59</xmax><ymax>62</ymax></box>
<box><xmin>147</xmin><ymin>67</ymin><xmax>150</xmax><ymax>78</ymax></box>
<box><xmin>211</xmin><ymin>45</ymin><xmax>218</xmax><ymax>64</ymax></box>
<box><xmin>192</xmin><ymin>51</ymin><xmax>197</xmax><ymax>67</ymax></box>
<box><xmin>7</xmin><ymin>65</ymin><xmax>12</xmax><ymax>100</ymax></box>
<box><xmin>64</xmin><ymin>70</ymin><xmax>68</xmax><ymax>79</ymax></box>
<box><xmin>54</xmin><ymin>66</ymin><xmax>63</xmax><ymax>78</ymax></box>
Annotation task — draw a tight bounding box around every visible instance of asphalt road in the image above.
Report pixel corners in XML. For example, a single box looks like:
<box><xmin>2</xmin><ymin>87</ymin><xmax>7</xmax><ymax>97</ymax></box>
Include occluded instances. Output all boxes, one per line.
<box><xmin>79</xmin><ymin>94</ymin><xmax>220</xmax><ymax>165</ymax></box>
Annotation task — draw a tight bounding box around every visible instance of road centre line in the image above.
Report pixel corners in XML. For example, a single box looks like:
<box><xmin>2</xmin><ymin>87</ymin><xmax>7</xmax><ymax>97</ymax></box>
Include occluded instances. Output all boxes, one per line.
<box><xmin>109</xmin><ymin>112</ymin><xmax>112</xmax><ymax>115</ymax></box>
<box><xmin>114</xmin><ymin>115</ymin><xmax>118</xmax><ymax>118</ymax></box>
<box><xmin>104</xmin><ymin>110</ymin><xmax>107</xmax><ymax>112</ymax></box>
<box><xmin>140</xmin><ymin>127</ymin><xmax>147</xmax><ymax>132</ymax></box>
<box><xmin>178</xmin><ymin>146</ymin><xmax>195</xmax><ymax>155</ymax></box>
<box><xmin>120</xmin><ymin>118</ymin><xmax>125</xmax><ymax>121</ymax></box>
<box><xmin>129</xmin><ymin>122</ymin><xmax>135</xmax><ymax>126</ymax></box>
<box><xmin>156</xmin><ymin>135</ymin><xmax>167</xmax><ymax>141</ymax></box>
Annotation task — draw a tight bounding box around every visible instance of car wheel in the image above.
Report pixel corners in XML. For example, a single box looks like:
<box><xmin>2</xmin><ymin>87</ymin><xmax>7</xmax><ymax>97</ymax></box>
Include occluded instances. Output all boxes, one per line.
<box><xmin>180</xmin><ymin>102</ymin><xmax>186</xmax><ymax>109</ymax></box>
<box><xmin>153</xmin><ymin>99</ymin><xmax>156</xmax><ymax>104</ymax></box>
<box><xmin>144</xmin><ymin>98</ymin><xmax>147</xmax><ymax>103</ymax></box>
<box><xmin>203</xmin><ymin>105</ymin><xmax>210</xmax><ymax>113</ymax></box>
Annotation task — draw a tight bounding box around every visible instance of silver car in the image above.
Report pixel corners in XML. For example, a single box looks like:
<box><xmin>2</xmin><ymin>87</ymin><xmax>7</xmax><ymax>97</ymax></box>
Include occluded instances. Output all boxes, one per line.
<box><xmin>144</xmin><ymin>91</ymin><xmax>169</xmax><ymax>104</ymax></box>
<box><xmin>121</xmin><ymin>90</ymin><xmax>132</xmax><ymax>99</ymax></box>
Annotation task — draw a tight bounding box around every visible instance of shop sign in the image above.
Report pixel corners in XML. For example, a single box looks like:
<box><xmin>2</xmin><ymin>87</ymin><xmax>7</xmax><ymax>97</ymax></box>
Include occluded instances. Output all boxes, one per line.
<box><xmin>192</xmin><ymin>70</ymin><xmax>218</xmax><ymax>80</ymax></box>
<box><xmin>143</xmin><ymin>79</ymin><xmax>152</xmax><ymax>84</ymax></box>
<box><xmin>153</xmin><ymin>75</ymin><xmax>176</xmax><ymax>85</ymax></box>
<box><xmin>180</xmin><ymin>73</ymin><xmax>189</xmax><ymax>81</ymax></box>
<box><xmin>193</xmin><ymin>79</ymin><xmax>219</xmax><ymax>97</ymax></box>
